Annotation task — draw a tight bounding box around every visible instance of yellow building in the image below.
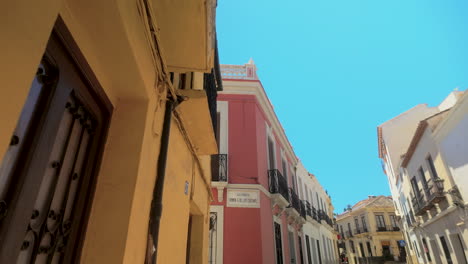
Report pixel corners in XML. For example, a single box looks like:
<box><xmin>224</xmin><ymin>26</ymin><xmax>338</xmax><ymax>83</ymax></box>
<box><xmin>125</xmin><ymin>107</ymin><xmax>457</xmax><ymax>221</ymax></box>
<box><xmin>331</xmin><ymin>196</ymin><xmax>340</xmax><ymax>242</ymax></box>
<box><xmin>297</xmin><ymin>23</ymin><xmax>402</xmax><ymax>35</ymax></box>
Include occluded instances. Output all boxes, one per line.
<box><xmin>336</xmin><ymin>196</ymin><xmax>405</xmax><ymax>264</ymax></box>
<box><xmin>0</xmin><ymin>0</ymin><xmax>219</xmax><ymax>263</ymax></box>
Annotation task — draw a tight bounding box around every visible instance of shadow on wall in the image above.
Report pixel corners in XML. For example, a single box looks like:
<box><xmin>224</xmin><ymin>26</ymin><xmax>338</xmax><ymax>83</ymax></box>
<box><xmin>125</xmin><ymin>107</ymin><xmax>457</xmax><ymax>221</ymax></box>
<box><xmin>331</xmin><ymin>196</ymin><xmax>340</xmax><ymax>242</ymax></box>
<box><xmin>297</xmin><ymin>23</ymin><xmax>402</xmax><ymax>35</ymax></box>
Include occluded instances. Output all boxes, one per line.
<box><xmin>441</xmin><ymin>115</ymin><xmax>468</xmax><ymax>169</ymax></box>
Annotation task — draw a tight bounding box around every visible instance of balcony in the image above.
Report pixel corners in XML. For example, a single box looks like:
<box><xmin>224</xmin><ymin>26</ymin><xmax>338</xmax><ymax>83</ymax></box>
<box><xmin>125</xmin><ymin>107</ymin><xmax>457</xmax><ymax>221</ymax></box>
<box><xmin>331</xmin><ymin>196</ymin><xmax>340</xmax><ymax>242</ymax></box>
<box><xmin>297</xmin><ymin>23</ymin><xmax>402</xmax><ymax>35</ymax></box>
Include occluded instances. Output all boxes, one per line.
<box><xmin>346</xmin><ymin>230</ymin><xmax>353</xmax><ymax>237</ymax></box>
<box><xmin>412</xmin><ymin>178</ymin><xmax>446</xmax><ymax>215</ymax></box>
<box><xmin>305</xmin><ymin>201</ymin><xmax>312</xmax><ymax>218</ymax></box>
<box><xmin>411</xmin><ymin>191</ymin><xmax>425</xmax><ymax>216</ymax></box>
<box><xmin>288</xmin><ymin>188</ymin><xmax>301</xmax><ymax>214</ymax></box>
<box><xmin>316</xmin><ymin>210</ymin><xmax>332</xmax><ymax>227</ymax></box>
<box><xmin>322</xmin><ymin>214</ymin><xmax>333</xmax><ymax>227</ymax></box>
<box><xmin>312</xmin><ymin>206</ymin><xmax>318</xmax><ymax>221</ymax></box>
<box><xmin>318</xmin><ymin>209</ymin><xmax>325</xmax><ymax>221</ymax></box>
<box><xmin>268</xmin><ymin>169</ymin><xmax>289</xmax><ymax>206</ymax></box>
<box><xmin>211</xmin><ymin>154</ymin><xmax>228</xmax><ymax>181</ymax></box>
<box><xmin>353</xmin><ymin>228</ymin><xmax>369</xmax><ymax>235</ymax></box>
<box><xmin>299</xmin><ymin>200</ymin><xmax>307</xmax><ymax>219</ymax></box>
<box><xmin>424</xmin><ymin>178</ymin><xmax>446</xmax><ymax>205</ymax></box>
<box><xmin>376</xmin><ymin>225</ymin><xmax>400</xmax><ymax>232</ymax></box>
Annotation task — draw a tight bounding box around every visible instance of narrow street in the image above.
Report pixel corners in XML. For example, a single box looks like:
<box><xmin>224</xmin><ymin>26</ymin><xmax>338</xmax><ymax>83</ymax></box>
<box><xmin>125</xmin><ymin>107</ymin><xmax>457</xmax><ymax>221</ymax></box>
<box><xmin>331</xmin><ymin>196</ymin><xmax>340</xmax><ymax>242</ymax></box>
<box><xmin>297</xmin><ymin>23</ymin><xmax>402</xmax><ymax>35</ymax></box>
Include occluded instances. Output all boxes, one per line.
<box><xmin>1</xmin><ymin>1</ymin><xmax>468</xmax><ymax>264</ymax></box>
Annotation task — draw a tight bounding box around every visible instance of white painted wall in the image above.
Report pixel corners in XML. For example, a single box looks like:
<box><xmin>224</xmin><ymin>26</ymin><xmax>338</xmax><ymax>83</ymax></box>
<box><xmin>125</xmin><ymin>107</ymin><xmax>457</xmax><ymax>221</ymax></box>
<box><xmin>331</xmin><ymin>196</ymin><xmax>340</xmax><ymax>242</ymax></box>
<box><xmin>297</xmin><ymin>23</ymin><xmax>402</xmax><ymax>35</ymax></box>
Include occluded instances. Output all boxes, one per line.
<box><xmin>296</xmin><ymin>161</ymin><xmax>338</xmax><ymax>264</ymax></box>
<box><xmin>438</xmin><ymin>91</ymin><xmax>462</xmax><ymax>111</ymax></box>
<box><xmin>440</xmin><ymin>114</ymin><xmax>468</xmax><ymax>201</ymax></box>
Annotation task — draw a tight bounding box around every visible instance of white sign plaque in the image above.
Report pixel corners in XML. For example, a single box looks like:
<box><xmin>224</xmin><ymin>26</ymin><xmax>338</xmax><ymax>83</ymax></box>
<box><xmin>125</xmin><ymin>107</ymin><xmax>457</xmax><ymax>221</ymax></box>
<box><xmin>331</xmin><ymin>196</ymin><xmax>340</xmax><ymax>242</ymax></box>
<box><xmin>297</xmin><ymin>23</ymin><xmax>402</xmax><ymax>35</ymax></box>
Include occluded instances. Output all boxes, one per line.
<box><xmin>227</xmin><ymin>189</ymin><xmax>260</xmax><ymax>208</ymax></box>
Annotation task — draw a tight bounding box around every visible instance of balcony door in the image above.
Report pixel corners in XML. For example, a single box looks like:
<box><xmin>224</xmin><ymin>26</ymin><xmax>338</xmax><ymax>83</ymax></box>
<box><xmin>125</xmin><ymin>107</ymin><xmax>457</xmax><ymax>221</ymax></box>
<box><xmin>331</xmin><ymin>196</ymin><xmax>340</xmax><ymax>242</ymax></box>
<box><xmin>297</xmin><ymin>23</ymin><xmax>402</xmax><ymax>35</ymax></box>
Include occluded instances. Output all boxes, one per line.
<box><xmin>0</xmin><ymin>24</ymin><xmax>110</xmax><ymax>263</ymax></box>
<box><xmin>439</xmin><ymin>236</ymin><xmax>453</xmax><ymax>264</ymax></box>
<box><xmin>298</xmin><ymin>236</ymin><xmax>304</xmax><ymax>264</ymax></box>
<box><xmin>288</xmin><ymin>231</ymin><xmax>297</xmax><ymax>264</ymax></box>
<box><xmin>375</xmin><ymin>214</ymin><xmax>386</xmax><ymax>230</ymax></box>
<box><xmin>305</xmin><ymin>235</ymin><xmax>312</xmax><ymax>264</ymax></box>
<box><xmin>274</xmin><ymin>222</ymin><xmax>284</xmax><ymax>264</ymax></box>
<box><xmin>268</xmin><ymin>137</ymin><xmax>276</xmax><ymax>170</ymax></box>
<box><xmin>354</xmin><ymin>218</ymin><xmax>360</xmax><ymax>233</ymax></box>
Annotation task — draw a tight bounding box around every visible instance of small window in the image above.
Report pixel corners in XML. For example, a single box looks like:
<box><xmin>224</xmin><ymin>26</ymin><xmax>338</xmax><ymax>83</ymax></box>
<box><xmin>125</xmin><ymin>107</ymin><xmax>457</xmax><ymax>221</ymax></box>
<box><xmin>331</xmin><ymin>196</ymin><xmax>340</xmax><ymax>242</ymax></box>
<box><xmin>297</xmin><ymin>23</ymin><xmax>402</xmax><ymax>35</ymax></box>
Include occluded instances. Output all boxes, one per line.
<box><xmin>361</xmin><ymin>216</ymin><xmax>368</xmax><ymax>232</ymax></box>
<box><xmin>413</xmin><ymin>241</ymin><xmax>420</xmax><ymax>257</ymax></box>
<box><xmin>419</xmin><ymin>167</ymin><xmax>429</xmax><ymax>189</ymax></box>
<box><xmin>267</xmin><ymin>137</ymin><xmax>275</xmax><ymax>170</ymax></box>
<box><xmin>440</xmin><ymin>236</ymin><xmax>453</xmax><ymax>264</ymax></box>
<box><xmin>411</xmin><ymin>177</ymin><xmax>421</xmax><ymax>197</ymax></box>
<box><xmin>350</xmin><ymin>240</ymin><xmax>356</xmax><ymax>253</ymax></box>
<box><xmin>390</xmin><ymin>215</ymin><xmax>398</xmax><ymax>228</ymax></box>
<box><xmin>366</xmin><ymin>242</ymin><xmax>373</xmax><ymax>257</ymax></box>
<box><xmin>422</xmin><ymin>238</ymin><xmax>432</xmax><ymax>262</ymax></box>
<box><xmin>354</xmin><ymin>218</ymin><xmax>360</xmax><ymax>233</ymax></box>
<box><xmin>282</xmin><ymin>158</ymin><xmax>287</xmax><ymax>179</ymax></box>
<box><xmin>426</xmin><ymin>155</ymin><xmax>439</xmax><ymax>179</ymax></box>
<box><xmin>375</xmin><ymin>214</ymin><xmax>386</xmax><ymax>229</ymax></box>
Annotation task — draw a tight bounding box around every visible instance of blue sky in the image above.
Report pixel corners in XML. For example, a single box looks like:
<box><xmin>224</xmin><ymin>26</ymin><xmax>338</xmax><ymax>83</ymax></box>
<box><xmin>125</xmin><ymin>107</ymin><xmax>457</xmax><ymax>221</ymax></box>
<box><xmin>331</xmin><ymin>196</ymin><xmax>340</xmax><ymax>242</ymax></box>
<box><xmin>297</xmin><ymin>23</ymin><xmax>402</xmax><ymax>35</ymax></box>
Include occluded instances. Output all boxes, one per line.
<box><xmin>216</xmin><ymin>0</ymin><xmax>468</xmax><ymax>213</ymax></box>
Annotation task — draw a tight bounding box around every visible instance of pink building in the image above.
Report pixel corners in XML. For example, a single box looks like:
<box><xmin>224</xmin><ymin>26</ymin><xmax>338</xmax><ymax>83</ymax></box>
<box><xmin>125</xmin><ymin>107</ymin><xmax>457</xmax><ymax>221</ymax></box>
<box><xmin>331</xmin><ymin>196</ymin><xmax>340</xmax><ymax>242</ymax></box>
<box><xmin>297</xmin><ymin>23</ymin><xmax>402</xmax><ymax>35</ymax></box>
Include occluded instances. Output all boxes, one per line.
<box><xmin>209</xmin><ymin>60</ymin><xmax>310</xmax><ymax>264</ymax></box>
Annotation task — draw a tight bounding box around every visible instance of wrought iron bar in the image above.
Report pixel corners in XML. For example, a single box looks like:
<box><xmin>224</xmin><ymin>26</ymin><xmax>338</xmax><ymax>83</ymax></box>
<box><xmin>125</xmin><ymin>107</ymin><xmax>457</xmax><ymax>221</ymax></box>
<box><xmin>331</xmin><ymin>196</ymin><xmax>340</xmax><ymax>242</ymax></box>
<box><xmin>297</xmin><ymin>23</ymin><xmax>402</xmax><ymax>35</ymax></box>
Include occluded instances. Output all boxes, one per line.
<box><xmin>376</xmin><ymin>225</ymin><xmax>400</xmax><ymax>232</ymax></box>
<box><xmin>305</xmin><ymin>201</ymin><xmax>312</xmax><ymax>217</ymax></box>
<box><xmin>312</xmin><ymin>206</ymin><xmax>318</xmax><ymax>221</ymax></box>
<box><xmin>289</xmin><ymin>188</ymin><xmax>301</xmax><ymax>213</ymax></box>
<box><xmin>267</xmin><ymin>169</ymin><xmax>289</xmax><ymax>202</ymax></box>
<box><xmin>211</xmin><ymin>154</ymin><xmax>227</xmax><ymax>182</ymax></box>
<box><xmin>299</xmin><ymin>200</ymin><xmax>306</xmax><ymax>219</ymax></box>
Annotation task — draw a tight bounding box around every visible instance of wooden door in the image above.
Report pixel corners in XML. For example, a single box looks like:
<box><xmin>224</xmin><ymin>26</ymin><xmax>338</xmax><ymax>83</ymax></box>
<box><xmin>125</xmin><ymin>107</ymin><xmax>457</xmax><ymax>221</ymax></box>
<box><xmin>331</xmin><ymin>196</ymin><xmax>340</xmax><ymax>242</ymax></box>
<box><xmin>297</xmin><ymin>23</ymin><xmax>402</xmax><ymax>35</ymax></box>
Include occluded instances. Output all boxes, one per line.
<box><xmin>0</xmin><ymin>21</ymin><xmax>111</xmax><ymax>263</ymax></box>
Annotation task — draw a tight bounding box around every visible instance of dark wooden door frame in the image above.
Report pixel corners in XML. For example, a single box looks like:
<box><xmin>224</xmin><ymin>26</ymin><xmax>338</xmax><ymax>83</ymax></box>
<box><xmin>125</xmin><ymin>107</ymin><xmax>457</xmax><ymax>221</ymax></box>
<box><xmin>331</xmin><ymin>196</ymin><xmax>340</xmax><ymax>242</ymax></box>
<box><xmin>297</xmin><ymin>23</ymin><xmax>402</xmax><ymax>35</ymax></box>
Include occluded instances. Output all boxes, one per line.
<box><xmin>0</xmin><ymin>16</ymin><xmax>112</xmax><ymax>263</ymax></box>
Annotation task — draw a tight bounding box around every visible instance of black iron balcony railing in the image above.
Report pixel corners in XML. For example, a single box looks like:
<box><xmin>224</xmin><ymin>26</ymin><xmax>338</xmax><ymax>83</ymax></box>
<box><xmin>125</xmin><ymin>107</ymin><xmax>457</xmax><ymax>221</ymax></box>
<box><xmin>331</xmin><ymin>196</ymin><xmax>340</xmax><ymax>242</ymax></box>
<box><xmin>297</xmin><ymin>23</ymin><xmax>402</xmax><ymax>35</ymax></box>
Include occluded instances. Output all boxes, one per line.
<box><xmin>411</xmin><ymin>191</ymin><xmax>425</xmax><ymax>216</ymax></box>
<box><xmin>312</xmin><ymin>207</ymin><xmax>318</xmax><ymax>221</ymax></box>
<box><xmin>376</xmin><ymin>225</ymin><xmax>400</xmax><ymax>232</ymax></box>
<box><xmin>353</xmin><ymin>227</ymin><xmax>369</xmax><ymax>235</ymax></box>
<box><xmin>299</xmin><ymin>200</ymin><xmax>307</xmax><ymax>219</ymax></box>
<box><xmin>211</xmin><ymin>154</ymin><xmax>228</xmax><ymax>181</ymax></box>
<box><xmin>289</xmin><ymin>188</ymin><xmax>301</xmax><ymax>213</ymax></box>
<box><xmin>305</xmin><ymin>201</ymin><xmax>312</xmax><ymax>217</ymax></box>
<box><xmin>424</xmin><ymin>178</ymin><xmax>446</xmax><ymax>205</ymax></box>
<box><xmin>412</xmin><ymin>178</ymin><xmax>446</xmax><ymax>215</ymax></box>
<box><xmin>346</xmin><ymin>230</ymin><xmax>353</xmax><ymax>237</ymax></box>
<box><xmin>316</xmin><ymin>210</ymin><xmax>332</xmax><ymax>226</ymax></box>
<box><xmin>268</xmin><ymin>169</ymin><xmax>289</xmax><ymax>202</ymax></box>
<box><xmin>318</xmin><ymin>209</ymin><xmax>325</xmax><ymax>221</ymax></box>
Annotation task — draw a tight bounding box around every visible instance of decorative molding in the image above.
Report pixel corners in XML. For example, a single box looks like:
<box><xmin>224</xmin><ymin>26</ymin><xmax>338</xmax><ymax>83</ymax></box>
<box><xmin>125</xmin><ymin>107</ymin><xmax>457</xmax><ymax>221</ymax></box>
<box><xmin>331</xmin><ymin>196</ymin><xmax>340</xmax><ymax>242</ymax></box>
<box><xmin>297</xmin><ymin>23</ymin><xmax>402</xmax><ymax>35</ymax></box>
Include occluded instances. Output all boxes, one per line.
<box><xmin>220</xmin><ymin>81</ymin><xmax>297</xmax><ymax>163</ymax></box>
<box><xmin>420</xmin><ymin>205</ymin><xmax>458</xmax><ymax>228</ymax></box>
<box><xmin>211</xmin><ymin>182</ymin><xmax>228</xmax><ymax>202</ymax></box>
<box><xmin>209</xmin><ymin>205</ymin><xmax>224</xmax><ymax>264</ymax></box>
<box><xmin>226</xmin><ymin>183</ymin><xmax>271</xmax><ymax>198</ymax></box>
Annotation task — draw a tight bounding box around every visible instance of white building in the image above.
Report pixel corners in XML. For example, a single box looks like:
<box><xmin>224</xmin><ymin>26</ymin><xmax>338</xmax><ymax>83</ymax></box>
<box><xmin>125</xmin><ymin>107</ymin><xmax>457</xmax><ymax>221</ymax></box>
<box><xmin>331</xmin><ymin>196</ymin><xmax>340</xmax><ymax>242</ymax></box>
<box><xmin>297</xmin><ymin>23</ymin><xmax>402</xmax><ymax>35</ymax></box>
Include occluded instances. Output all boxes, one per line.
<box><xmin>296</xmin><ymin>161</ymin><xmax>339</xmax><ymax>264</ymax></box>
<box><xmin>377</xmin><ymin>90</ymin><xmax>468</xmax><ymax>264</ymax></box>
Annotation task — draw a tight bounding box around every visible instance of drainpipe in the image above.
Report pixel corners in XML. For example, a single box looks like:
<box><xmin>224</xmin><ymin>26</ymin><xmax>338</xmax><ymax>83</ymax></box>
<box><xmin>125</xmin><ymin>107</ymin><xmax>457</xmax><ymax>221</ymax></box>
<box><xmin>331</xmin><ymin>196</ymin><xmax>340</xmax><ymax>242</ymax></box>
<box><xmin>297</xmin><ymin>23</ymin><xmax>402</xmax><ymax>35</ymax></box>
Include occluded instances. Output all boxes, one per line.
<box><xmin>149</xmin><ymin>96</ymin><xmax>178</xmax><ymax>264</ymax></box>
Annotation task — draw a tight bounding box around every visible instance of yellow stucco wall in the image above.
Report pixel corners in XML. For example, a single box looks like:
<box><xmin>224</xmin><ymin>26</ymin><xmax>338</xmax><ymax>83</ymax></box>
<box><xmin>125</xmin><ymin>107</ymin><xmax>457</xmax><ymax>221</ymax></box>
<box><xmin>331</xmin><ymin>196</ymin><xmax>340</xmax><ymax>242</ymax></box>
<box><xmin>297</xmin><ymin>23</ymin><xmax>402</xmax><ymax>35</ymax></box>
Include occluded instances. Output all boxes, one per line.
<box><xmin>0</xmin><ymin>0</ymin><xmax>214</xmax><ymax>263</ymax></box>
